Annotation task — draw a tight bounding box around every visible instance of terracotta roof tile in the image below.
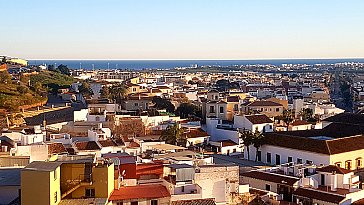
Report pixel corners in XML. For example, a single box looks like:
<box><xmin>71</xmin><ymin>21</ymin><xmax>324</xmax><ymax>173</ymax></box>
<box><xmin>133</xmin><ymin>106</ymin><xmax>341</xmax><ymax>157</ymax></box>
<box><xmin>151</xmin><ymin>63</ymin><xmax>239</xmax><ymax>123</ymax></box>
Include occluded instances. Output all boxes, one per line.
<box><xmin>245</xmin><ymin>114</ymin><xmax>273</xmax><ymax>124</ymax></box>
<box><xmin>127</xmin><ymin>142</ymin><xmax>140</xmax><ymax>148</ymax></box>
<box><xmin>293</xmin><ymin>188</ymin><xmax>345</xmax><ymax>204</ymax></box>
<box><xmin>171</xmin><ymin>199</ymin><xmax>216</xmax><ymax>205</ymax></box>
<box><xmin>187</xmin><ymin>128</ymin><xmax>209</xmax><ymax>138</ymax></box>
<box><xmin>109</xmin><ymin>184</ymin><xmax>170</xmax><ymax>201</ymax></box>
<box><xmin>75</xmin><ymin>141</ymin><xmax>101</xmax><ymax>151</ymax></box>
<box><xmin>241</xmin><ymin>171</ymin><xmax>299</xmax><ymax>186</ymax></box>
<box><xmin>47</xmin><ymin>143</ymin><xmax>67</xmax><ymax>154</ymax></box>
<box><xmin>316</xmin><ymin>165</ymin><xmax>352</xmax><ymax>174</ymax></box>
<box><xmin>98</xmin><ymin>139</ymin><xmax>118</xmax><ymax>147</ymax></box>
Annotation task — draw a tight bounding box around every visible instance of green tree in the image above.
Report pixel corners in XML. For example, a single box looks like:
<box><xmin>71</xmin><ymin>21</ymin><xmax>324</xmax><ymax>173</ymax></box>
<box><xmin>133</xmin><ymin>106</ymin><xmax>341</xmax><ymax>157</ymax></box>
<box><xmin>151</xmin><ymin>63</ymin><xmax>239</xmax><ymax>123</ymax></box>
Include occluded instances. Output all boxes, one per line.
<box><xmin>175</xmin><ymin>103</ymin><xmax>201</xmax><ymax>119</ymax></box>
<box><xmin>100</xmin><ymin>85</ymin><xmax>110</xmax><ymax>99</ymax></box>
<box><xmin>252</xmin><ymin>129</ymin><xmax>265</xmax><ymax>162</ymax></box>
<box><xmin>78</xmin><ymin>82</ymin><xmax>93</xmax><ymax>98</ymax></box>
<box><xmin>281</xmin><ymin>109</ymin><xmax>294</xmax><ymax>129</ymax></box>
<box><xmin>152</xmin><ymin>96</ymin><xmax>175</xmax><ymax>113</ymax></box>
<box><xmin>239</xmin><ymin>129</ymin><xmax>254</xmax><ymax>161</ymax></box>
<box><xmin>298</xmin><ymin>108</ymin><xmax>313</xmax><ymax>121</ymax></box>
<box><xmin>159</xmin><ymin>124</ymin><xmax>186</xmax><ymax>145</ymax></box>
<box><xmin>109</xmin><ymin>83</ymin><xmax>127</xmax><ymax>104</ymax></box>
<box><xmin>57</xmin><ymin>64</ymin><xmax>71</xmax><ymax>75</ymax></box>
<box><xmin>0</xmin><ymin>71</ymin><xmax>12</xmax><ymax>84</ymax></box>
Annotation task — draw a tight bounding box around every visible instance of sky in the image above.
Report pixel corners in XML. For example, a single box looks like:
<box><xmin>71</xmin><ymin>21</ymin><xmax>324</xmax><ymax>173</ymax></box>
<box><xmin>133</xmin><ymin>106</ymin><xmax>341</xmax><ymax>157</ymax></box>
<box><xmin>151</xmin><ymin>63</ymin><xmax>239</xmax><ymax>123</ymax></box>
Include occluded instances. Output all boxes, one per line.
<box><xmin>1</xmin><ymin>0</ymin><xmax>364</xmax><ymax>60</ymax></box>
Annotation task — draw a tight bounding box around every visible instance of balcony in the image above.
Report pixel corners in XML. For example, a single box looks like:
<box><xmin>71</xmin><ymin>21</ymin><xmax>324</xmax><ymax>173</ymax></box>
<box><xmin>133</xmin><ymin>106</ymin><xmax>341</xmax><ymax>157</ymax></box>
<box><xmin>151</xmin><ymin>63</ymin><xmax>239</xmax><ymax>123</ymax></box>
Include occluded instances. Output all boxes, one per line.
<box><xmin>170</xmin><ymin>183</ymin><xmax>203</xmax><ymax>201</ymax></box>
<box><xmin>61</xmin><ymin>173</ymin><xmax>93</xmax><ymax>199</ymax></box>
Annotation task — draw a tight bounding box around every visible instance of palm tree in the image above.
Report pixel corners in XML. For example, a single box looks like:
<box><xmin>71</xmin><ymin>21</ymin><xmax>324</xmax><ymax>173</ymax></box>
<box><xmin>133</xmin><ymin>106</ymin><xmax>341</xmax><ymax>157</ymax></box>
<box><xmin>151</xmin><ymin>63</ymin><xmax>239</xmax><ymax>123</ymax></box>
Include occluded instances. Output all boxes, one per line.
<box><xmin>281</xmin><ymin>109</ymin><xmax>294</xmax><ymax>129</ymax></box>
<box><xmin>252</xmin><ymin>129</ymin><xmax>265</xmax><ymax>162</ymax></box>
<box><xmin>109</xmin><ymin>83</ymin><xmax>127</xmax><ymax>104</ymax></box>
<box><xmin>298</xmin><ymin>108</ymin><xmax>313</xmax><ymax>121</ymax></box>
<box><xmin>159</xmin><ymin>124</ymin><xmax>186</xmax><ymax>146</ymax></box>
<box><xmin>239</xmin><ymin>129</ymin><xmax>254</xmax><ymax>161</ymax></box>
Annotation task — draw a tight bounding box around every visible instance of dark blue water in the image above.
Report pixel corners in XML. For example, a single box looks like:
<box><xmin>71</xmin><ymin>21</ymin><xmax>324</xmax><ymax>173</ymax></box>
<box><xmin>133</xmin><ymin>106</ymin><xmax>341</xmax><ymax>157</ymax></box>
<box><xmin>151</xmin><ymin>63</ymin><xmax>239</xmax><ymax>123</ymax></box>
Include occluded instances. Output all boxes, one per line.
<box><xmin>28</xmin><ymin>59</ymin><xmax>364</xmax><ymax>70</ymax></box>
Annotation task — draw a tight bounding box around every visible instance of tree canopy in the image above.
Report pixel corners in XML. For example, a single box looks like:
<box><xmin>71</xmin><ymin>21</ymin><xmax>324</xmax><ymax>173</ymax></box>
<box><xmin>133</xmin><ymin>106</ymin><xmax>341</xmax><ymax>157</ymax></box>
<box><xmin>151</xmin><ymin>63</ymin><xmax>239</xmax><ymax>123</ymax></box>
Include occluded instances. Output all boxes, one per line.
<box><xmin>152</xmin><ymin>96</ymin><xmax>175</xmax><ymax>113</ymax></box>
<box><xmin>175</xmin><ymin>103</ymin><xmax>202</xmax><ymax>119</ymax></box>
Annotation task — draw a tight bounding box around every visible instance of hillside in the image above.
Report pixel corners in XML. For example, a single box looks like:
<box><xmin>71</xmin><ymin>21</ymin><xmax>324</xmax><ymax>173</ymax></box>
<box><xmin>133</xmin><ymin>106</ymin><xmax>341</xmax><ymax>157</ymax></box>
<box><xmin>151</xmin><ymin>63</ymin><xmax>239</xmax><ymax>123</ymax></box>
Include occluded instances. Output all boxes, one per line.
<box><xmin>29</xmin><ymin>70</ymin><xmax>75</xmax><ymax>93</ymax></box>
<box><xmin>0</xmin><ymin>70</ymin><xmax>74</xmax><ymax>112</ymax></box>
<box><xmin>0</xmin><ymin>72</ymin><xmax>46</xmax><ymax>112</ymax></box>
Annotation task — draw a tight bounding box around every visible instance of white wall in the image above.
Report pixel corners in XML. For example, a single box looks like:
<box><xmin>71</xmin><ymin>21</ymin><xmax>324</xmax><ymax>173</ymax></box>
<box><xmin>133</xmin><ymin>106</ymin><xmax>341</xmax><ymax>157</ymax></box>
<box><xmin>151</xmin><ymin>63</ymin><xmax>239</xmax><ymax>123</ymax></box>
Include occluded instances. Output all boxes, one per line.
<box><xmin>246</xmin><ymin>144</ymin><xmax>330</xmax><ymax>166</ymax></box>
<box><xmin>74</xmin><ymin>109</ymin><xmax>88</xmax><ymax>122</ymax></box>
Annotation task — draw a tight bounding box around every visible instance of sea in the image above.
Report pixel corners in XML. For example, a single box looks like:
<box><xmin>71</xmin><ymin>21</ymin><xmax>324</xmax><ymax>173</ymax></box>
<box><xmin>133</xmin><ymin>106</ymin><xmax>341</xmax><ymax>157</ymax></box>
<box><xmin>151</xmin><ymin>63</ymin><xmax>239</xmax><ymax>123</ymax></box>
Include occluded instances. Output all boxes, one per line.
<box><xmin>28</xmin><ymin>59</ymin><xmax>364</xmax><ymax>70</ymax></box>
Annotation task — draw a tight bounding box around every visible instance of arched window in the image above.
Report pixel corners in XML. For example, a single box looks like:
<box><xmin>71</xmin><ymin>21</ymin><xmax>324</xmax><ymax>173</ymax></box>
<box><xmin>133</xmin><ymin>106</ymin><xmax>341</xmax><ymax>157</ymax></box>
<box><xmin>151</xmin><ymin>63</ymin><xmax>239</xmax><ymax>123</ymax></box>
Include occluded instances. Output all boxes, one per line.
<box><xmin>335</xmin><ymin>162</ymin><xmax>342</xmax><ymax>168</ymax></box>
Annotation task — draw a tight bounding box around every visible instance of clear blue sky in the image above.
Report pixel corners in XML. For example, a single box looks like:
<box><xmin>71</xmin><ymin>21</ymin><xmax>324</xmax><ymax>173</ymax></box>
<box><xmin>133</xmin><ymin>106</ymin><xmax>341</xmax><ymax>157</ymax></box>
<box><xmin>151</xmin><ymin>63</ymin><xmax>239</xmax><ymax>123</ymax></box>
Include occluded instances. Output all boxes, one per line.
<box><xmin>1</xmin><ymin>0</ymin><xmax>364</xmax><ymax>59</ymax></box>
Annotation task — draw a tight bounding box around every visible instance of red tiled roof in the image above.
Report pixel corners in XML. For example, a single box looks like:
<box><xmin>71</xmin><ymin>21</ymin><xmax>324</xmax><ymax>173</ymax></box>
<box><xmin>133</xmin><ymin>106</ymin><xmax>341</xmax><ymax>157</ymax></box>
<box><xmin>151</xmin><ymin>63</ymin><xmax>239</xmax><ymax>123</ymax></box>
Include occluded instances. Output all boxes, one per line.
<box><xmin>171</xmin><ymin>198</ymin><xmax>216</xmax><ymax>205</ymax></box>
<box><xmin>127</xmin><ymin>142</ymin><xmax>140</xmax><ymax>148</ymax></box>
<box><xmin>219</xmin><ymin>139</ymin><xmax>238</xmax><ymax>147</ymax></box>
<box><xmin>136</xmin><ymin>163</ymin><xmax>164</xmax><ymax>177</ymax></box>
<box><xmin>75</xmin><ymin>141</ymin><xmax>101</xmax><ymax>150</ymax></box>
<box><xmin>109</xmin><ymin>184</ymin><xmax>170</xmax><ymax>201</ymax></box>
<box><xmin>47</xmin><ymin>143</ymin><xmax>67</xmax><ymax>154</ymax></box>
<box><xmin>245</xmin><ymin>114</ymin><xmax>273</xmax><ymax>124</ymax></box>
<box><xmin>316</xmin><ymin>165</ymin><xmax>352</xmax><ymax>174</ymax></box>
<box><xmin>187</xmin><ymin>128</ymin><xmax>209</xmax><ymax>138</ymax></box>
<box><xmin>241</xmin><ymin>171</ymin><xmax>299</xmax><ymax>186</ymax></box>
<box><xmin>293</xmin><ymin>188</ymin><xmax>345</xmax><ymax>204</ymax></box>
<box><xmin>98</xmin><ymin>139</ymin><xmax>118</xmax><ymax>147</ymax></box>
<box><xmin>264</xmin><ymin>132</ymin><xmax>364</xmax><ymax>155</ymax></box>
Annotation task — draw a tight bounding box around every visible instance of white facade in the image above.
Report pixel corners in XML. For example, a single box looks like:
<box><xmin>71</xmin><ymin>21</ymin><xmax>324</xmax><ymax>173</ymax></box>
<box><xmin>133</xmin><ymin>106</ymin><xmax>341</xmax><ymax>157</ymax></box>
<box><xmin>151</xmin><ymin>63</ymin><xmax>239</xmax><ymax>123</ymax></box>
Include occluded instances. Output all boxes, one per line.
<box><xmin>245</xmin><ymin>144</ymin><xmax>330</xmax><ymax>166</ymax></box>
<box><xmin>74</xmin><ymin>109</ymin><xmax>88</xmax><ymax>122</ymax></box>
<box><xmin>233</xmin><ymin>115</ymin><xmax>273</xmax><ymax>133</ymax></box>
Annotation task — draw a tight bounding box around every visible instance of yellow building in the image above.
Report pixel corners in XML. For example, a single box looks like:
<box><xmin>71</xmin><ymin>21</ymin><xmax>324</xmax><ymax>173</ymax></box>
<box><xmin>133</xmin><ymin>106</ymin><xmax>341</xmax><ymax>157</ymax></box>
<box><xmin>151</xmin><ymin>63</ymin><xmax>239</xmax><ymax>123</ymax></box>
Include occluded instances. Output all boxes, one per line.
<box><xmin>21</xmin><ymin>159</ymin><xmax>114</xmax><ymax>205</ymax></box>
<box><xmin>21</xmin><ymin>161</ymin><xmax>62</xmax><ymax>205</ymax></box>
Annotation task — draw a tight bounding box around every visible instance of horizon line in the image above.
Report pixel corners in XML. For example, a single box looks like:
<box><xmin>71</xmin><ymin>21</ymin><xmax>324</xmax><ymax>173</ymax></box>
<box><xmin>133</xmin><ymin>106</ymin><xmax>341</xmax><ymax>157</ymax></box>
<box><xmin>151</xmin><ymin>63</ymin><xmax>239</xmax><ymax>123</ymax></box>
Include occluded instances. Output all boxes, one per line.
<box><xmin>27</xmin><ymin>57</ymin><xmax>364</xmax><ymax>61</ymax></box>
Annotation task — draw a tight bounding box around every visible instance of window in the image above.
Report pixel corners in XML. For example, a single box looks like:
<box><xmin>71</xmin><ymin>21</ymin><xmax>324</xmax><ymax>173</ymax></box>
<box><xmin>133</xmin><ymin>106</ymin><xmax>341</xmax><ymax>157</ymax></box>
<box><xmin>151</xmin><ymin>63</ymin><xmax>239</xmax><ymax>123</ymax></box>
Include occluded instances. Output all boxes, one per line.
<box><xmin>131</xmin><ymin>202</ymin><xmax>138</xmax><ymax>205</ymax></box>
<box><xmin>54</xmin><ymin>191</ymin><xmax>58</xmax><ymax>203</ymax></box>
<box><xmin>345</xmin><ymin>160</ymin><xmax>352</xmax><ymax>170</ymax></box>
<box><xmin>266</xmin><ymin>153</ymin><xmax>271</xmax><ymax>164</ymax></box>
<box><xmin>54</xmin><ymin>169</ymin><xmax>57</xmax><ymax>180</ymax></box>
<box><xmin>132</xmin><ymin>88</ymin><xmax>137</xmax><ymax>92</ymax></box>
<box><xmin>257</xmin><ymin>151</ymin><xmax>262</xmax><ymax>161</ymax></box>
<box><xmin>297</xmin><ymin>158</ymin><xmax>303</xmax><ymax>164</ymax></box>
<box><xmin>265</xmin><ymin>184</ymin><xmax>271</xmax><ymax>191</ymax></box>
<box><xmin>85</xmin><ymin>188</ymin><xmax>95</xmax><ymax>198</ymax></box>
<box><xmin>151</xmin><ymin>200</ymin><xmax>158</xmax><ymax>205</ymax></box>
<box><xmin>234</xmin><ymin>104</ymin><xmax>238</xmax><ymax>111</ymax></box>
<box><xmin>134</xmin><ymin>103</ymin><xmax>139</xmax><ymax>106</ymax></box>
<box><xmin>209</xmin><ymin>106</ymin><xmax>215</xmax><ymax>113</ymax></box>
<box><xmin>233</xmin><ymin>149</ymin><xmax>237</xmax><ymax>153</ymax></box>
<box><xmin>356</xmin><ymin>158</ymin><xmax>362</xmax><ymax>169</ymax></box>
<box><xmin>219</xmin><ymin>106</ymin><xmax>224</xmax><ymax>114</ymax></box>
<box><xmin>117</xmin><ymin>202</ymin><xmax>124</xmax><ymax>205</ymax></box>
<box><xmin>306</xmin><ymin>160</ymin><xmax>313</xmax><ymax>165</ymax></box>
<box><xmin>335</xmin><ymin>162</ymin><xmax>342</xmax><ymax>168</ymax></box>
<box><xmin>275</xmin><ymin>154</ymin><xmax>281</xmax><ymax>165</ymax></box>
<box><xmin>181</xmin><ymin>186</ymin><xmax>185</xmax><ymax>192</ymax></box>
<box><xmin>288</xmin><ymin>157</ymin><xmax>293</xmax><ymax>163</ymax></box>
<box><xmin>276</xmin><ymin>108</ymin><xmax>280</xmax><ymax>112</ymax></box>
